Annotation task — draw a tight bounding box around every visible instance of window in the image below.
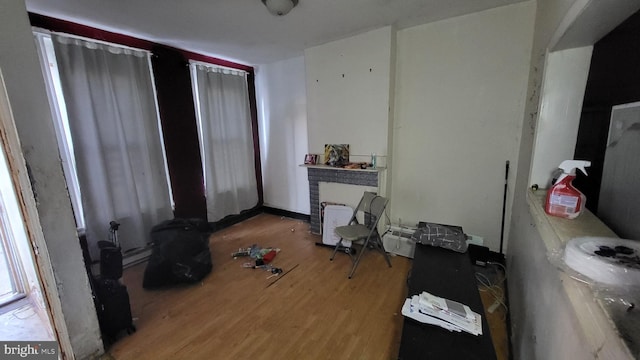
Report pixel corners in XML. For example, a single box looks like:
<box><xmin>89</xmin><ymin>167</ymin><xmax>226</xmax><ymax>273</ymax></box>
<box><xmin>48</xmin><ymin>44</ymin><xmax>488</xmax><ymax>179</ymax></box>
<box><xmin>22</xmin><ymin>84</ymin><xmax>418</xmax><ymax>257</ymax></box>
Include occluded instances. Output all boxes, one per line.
<box><xmin>0</xmin><ymin>146</ymin><xmax>26</xmax><ymax>307</ymax></box>
<box><xmin>189</xmin><ymin>62</ymin><xmax>259</xmax><ymax>221</ymax></box>
<box><xmin>34</xmin><ymin>31</ymin><xmax>174</xmax><ymax>259</ymax></box>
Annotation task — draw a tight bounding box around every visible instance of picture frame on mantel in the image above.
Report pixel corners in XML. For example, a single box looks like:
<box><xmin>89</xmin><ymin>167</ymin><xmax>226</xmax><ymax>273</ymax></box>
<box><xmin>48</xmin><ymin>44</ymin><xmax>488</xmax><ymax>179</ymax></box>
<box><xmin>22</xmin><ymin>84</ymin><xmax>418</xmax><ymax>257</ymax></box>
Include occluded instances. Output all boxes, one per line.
<box><xmin>324</xmin><ymin>144</ymin><xmax>349</xmax><ymax>167</ymax></box>
<box><xmin>304</xmin><ymin>154</ymin><xmax>318</xmax><ymax>165</ymax></box>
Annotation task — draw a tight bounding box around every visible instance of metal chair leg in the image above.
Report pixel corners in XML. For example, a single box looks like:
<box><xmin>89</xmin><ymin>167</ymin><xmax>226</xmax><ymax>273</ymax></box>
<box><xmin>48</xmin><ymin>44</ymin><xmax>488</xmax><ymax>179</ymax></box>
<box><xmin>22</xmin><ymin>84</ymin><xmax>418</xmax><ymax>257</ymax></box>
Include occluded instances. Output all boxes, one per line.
<box><xmin>330</xmin><ymin>238</ymin><xmax>343</xmax><ymax>261</ymax></box>
<box><xmin>382</xmin><ymin>247</ymin><xmax>392</xmax><ymax>268</ymax></box>
<box><xmin>373</xmin><ymin>234</ymin><xmax>392</xmax><ymax>268</ymax></box>
<box><xmin>348</xmin><ymin>237</ymin><xmax>371</xmax><ymax>279</ymax></box>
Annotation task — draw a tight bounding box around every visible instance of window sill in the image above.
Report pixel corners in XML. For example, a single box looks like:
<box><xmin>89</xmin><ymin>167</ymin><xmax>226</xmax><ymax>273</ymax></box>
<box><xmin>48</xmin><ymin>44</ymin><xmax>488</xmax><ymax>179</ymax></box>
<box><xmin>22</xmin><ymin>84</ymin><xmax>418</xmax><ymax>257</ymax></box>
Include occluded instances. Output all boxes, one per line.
<box><xmin>527</xmin><ymin>188</ymin><xmax>633</xmax><ymax>359</ymax></box>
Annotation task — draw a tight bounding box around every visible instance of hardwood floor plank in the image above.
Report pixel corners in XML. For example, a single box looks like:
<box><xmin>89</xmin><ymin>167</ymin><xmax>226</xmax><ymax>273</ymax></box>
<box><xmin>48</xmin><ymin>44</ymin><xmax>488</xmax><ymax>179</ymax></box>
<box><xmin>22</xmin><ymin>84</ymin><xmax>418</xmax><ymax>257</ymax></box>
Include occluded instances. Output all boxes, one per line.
<box><xmin>108</xmin><ymin>214</ymin><xmax>411</xmax><ymax>359</ymax></box>
<box><xmin>107</xmin><ymin>213</ymin><xmax>508</xmax><ymax>360</ymax></box>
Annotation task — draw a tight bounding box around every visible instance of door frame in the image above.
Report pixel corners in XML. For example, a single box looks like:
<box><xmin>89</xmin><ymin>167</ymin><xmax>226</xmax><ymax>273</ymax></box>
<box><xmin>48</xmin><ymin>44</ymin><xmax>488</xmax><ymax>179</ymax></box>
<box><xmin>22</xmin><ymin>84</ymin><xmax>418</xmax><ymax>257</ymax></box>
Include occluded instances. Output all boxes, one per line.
<box><xmin>0</xmin><ymin>69</ymin><xmax>73</xmax><ymax>357</ymax></box>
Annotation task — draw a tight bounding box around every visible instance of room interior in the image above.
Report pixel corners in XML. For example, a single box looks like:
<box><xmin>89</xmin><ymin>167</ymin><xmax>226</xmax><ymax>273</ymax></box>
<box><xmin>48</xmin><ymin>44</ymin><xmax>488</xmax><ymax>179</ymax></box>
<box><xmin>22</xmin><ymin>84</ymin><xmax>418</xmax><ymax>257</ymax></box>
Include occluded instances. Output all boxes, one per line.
<box><xmin>0</xmin><ymin>0</ymin><xmax>640</xmax><ymax>359</ymax></box>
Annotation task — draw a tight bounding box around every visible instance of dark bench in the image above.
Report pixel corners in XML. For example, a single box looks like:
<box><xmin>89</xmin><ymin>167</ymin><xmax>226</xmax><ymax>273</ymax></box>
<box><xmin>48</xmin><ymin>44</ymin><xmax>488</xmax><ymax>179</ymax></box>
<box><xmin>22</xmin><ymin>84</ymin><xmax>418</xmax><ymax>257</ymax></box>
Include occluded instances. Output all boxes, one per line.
<box><xmin>398</xmin><ymin>243</ymin><xmax>497</xmax><ymax>360</ymax></box>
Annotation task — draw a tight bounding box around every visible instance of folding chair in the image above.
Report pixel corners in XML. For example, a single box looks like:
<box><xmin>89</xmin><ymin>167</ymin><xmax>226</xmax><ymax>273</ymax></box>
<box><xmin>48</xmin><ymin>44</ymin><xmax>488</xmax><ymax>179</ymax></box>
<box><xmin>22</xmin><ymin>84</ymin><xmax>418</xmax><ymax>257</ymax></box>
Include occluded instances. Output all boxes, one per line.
<box><xmin>329</xmin><ymin>192</ymin><xmax>392</xmax><ymax>278</ymax></box>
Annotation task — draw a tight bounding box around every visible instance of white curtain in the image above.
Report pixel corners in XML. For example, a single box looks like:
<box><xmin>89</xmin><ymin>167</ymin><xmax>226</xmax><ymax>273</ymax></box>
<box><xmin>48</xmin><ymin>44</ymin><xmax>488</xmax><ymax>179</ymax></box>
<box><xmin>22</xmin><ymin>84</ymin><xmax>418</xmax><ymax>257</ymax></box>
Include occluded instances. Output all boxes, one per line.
<box><xmin>52</xmin><ymin>34</ymin><xmax>173</xmax><ymax>260</ymax></box>
<box><xmin>191</xmin><ymin>64</ymin><xmax>258</xmax><ymax>221</ymax></box>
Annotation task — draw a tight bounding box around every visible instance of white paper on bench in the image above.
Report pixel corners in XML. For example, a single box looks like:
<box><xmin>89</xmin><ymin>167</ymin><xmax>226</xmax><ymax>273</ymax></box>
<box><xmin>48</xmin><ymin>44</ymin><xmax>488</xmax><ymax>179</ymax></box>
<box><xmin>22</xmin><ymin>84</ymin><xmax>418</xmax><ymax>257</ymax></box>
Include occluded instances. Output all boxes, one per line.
<box><xmin>401</xmin><ymin>294</ymin><xmax>482</xmax><ymax>336</ymax></box>
<box><xmin>401</xmin><ymin>298</ymin><xmax>462</xmax><ymax>333</ymax></box>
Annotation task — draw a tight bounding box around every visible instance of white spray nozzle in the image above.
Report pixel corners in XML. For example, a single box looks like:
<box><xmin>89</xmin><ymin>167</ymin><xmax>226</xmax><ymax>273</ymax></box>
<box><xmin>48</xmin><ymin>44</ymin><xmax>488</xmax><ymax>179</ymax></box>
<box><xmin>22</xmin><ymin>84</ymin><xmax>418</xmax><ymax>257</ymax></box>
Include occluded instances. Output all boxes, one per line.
<box><xmin>558</xmin><ymin>160</ymin><xmax>591</xmax><ymax>176</ymax></box>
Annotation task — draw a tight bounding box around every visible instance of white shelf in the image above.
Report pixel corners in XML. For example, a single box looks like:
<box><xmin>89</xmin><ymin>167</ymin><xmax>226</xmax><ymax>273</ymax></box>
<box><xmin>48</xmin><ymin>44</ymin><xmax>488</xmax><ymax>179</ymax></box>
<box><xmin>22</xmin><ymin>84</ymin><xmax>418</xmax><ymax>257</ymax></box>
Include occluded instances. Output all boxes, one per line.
<box><xmin>299</xmin><ymin>164</ymin><xmax>385</xmax><ymax>172</ymax></box>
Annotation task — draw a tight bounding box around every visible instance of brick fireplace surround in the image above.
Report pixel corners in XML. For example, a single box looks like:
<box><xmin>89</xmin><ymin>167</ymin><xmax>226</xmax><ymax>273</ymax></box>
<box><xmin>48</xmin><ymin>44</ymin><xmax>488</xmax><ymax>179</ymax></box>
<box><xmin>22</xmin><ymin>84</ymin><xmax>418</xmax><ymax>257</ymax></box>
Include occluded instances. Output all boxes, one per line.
<box><xmin>306</xmin><ymin>166</ymin><xmax>379</xmax><ymax>234</ymax></box>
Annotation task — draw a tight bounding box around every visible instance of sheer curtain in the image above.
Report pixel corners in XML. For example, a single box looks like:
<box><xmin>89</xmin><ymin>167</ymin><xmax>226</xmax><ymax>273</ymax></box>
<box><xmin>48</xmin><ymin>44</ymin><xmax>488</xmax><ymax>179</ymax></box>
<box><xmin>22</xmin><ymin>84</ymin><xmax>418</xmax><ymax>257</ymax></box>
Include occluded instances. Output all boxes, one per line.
<box><xmin>52</xmin><ymin>34</ymin><xmax>173</xmax><ymax>260</ymax></box>
<box><xmin>191</xmin><ymin>64</ymin><xmax>258</xmax><ymax>221</ymax></box>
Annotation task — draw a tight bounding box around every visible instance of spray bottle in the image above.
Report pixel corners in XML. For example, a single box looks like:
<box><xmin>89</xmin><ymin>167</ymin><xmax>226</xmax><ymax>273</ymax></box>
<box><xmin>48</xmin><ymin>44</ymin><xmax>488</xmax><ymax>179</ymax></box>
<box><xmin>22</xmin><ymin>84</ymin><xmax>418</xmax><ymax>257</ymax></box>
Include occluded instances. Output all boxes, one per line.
<box><xmin>545</xmin><ymin>160</ymin><xmax>591</xmax><ymax>219</ymax></box>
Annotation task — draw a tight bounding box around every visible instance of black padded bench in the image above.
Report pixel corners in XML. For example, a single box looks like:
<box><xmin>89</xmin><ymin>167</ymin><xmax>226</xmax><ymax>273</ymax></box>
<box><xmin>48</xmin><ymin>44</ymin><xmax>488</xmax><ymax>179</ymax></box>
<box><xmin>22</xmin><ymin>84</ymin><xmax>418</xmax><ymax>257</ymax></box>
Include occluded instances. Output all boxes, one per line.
<box><xmin>398</xmin><ymin>243</ymin><xmax>497</xmax><ymax>360</ymax></box>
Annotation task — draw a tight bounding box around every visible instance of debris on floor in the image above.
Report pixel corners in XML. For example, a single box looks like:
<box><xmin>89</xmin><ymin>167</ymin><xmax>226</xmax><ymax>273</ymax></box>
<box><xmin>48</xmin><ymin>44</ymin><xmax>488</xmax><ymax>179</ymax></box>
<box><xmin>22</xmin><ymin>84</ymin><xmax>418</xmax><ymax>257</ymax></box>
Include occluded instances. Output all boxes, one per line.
<box><xmin>233</xmin><ymin>244</ymin><xmax>283</xmax><ymax>279</ymax></box>
<box><xmin>232</xmin><ymin>244</ymin><xmax>280</xmax><ymax>261</ymax></box>
<box><xmin>266</xmin><ymin>264</ymin><xmax>299</xmax><ymax>288</ymax></box>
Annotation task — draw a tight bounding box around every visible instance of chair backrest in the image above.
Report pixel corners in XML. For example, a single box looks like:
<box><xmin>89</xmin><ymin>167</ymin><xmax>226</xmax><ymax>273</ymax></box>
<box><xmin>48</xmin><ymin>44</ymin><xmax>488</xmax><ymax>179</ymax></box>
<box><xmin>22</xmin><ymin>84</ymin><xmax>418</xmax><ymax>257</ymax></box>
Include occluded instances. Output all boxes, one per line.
<box><xmin>354</xmin><ymin>192</ymin><xmax>388</xmax><ymax>229</ymax></box>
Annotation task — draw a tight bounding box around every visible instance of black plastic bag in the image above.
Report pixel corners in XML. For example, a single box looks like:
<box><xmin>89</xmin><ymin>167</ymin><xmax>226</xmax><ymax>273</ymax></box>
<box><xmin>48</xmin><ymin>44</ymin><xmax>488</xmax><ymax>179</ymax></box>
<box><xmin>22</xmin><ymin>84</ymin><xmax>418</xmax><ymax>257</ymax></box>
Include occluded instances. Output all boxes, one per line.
<box><xmin>143</xmin><ymin>218</ymin><xmax>212</xmax><ymax>289</ymax></box>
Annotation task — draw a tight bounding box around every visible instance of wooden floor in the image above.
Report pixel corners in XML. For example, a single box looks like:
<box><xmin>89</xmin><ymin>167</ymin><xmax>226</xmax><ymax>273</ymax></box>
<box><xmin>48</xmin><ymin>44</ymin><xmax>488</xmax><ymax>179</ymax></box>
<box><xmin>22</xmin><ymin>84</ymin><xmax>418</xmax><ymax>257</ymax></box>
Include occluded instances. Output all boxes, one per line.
<box><xmin>478</xmin><ymin>265</ymin><xmax>510</xmax><ymax>360</ymax></box>
<box><xmin>107</xmin><ymin>213</ymin><xmax>508</xmax><ymax>360</ymax></box>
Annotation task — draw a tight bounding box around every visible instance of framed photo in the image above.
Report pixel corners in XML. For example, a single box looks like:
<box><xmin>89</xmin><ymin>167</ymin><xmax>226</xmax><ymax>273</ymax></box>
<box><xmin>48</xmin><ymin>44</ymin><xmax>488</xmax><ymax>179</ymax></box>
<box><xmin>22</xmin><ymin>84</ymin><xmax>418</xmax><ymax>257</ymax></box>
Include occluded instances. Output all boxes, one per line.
<box><xmin>324</xmin><ymin>144</ymin><xmax>349</xmax><ymax>167</ymax></box>
<box><xmin>304</xmin><ymin>154</ymin><xmax>318</xmax><ymax>165</ymax></box>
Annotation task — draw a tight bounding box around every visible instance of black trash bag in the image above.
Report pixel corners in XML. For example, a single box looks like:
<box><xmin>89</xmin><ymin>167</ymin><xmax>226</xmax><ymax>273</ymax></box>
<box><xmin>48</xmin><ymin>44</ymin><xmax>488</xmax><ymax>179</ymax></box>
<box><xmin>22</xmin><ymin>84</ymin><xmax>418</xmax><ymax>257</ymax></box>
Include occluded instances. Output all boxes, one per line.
<box><xmin>143</xmin><ymin>218</ymin><xmax>212</xmax><ymax>289</ymax></box>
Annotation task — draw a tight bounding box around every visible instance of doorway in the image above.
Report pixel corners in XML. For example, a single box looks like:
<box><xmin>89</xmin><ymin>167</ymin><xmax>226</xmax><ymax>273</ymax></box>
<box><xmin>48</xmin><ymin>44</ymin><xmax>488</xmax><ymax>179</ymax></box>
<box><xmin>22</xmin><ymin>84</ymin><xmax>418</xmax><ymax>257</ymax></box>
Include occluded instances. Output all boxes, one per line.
<box><xmin>0</xmin><ymin>120</ymin><xmax>55</xmax><ymax>342</ymax></box>
<box><xmin>0</xmin><ymin>71</ymin><xmax>55</xmax><ymax>342</ymax></box>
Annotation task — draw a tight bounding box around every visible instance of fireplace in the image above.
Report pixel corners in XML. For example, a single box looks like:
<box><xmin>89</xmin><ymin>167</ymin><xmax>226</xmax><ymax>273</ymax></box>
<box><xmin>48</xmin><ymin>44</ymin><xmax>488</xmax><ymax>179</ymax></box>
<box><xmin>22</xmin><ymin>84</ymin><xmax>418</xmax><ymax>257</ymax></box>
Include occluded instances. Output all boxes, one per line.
<box><xmin>306</xmin><ymin>166</ymin><xmax>380</xmax><ymax>234</ymax></box>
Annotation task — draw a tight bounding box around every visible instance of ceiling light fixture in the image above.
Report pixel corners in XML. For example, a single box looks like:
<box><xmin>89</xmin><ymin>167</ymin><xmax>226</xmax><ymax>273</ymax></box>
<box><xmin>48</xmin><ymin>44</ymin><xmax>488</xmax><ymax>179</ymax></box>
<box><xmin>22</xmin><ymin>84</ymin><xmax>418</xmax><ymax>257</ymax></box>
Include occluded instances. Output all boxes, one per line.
<box><xmin>261</xmin><ymin>0</ymin><xmax>299</xmax><ymax>16</ymax></box>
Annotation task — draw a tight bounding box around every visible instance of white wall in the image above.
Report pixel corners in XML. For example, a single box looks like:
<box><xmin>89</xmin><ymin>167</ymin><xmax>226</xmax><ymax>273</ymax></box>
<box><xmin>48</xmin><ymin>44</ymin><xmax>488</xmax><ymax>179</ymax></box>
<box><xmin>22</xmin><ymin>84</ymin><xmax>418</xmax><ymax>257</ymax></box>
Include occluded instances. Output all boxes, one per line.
<box><xmin>529</xmin><ymin>46</ymin><xmax>593</xmax><ymax>189</ymax></box>
<box><xmin>508</xmin><ymin>2</ymin><xmax>589</xmax><ymax>357</ymax></box>
<box><xmin>0</xmin><ymin>1</ymin><xmax>103</xmax><ymax>358</ymax></box>
<box><xmin>508</xmin><ymin>206</ymin><xmax>595</xmax><ymax>360</ymax></box>
<box><xmin>392</xmin><ymin>2</ymin><xmax>535</xmax><ymax>251</ymax></box>
<box><xmin>305</xmin><ymin>26</ymin><xmax>393</xmax><ymax>164</ymax></box>
<box><xmin>256</xmin><ymin>56</ymin><xmax>310</xmax><ymax>214</ymax></box>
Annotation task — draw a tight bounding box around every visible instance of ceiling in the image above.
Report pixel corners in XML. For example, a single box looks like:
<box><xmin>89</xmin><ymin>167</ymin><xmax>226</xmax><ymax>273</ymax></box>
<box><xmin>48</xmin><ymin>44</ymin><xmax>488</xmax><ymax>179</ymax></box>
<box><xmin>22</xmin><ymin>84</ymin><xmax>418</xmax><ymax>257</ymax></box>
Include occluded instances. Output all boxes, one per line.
<box><xmin>25</xmin><ymin>0</ymin><xmax>529</xmax><ymax>66</ymax></box>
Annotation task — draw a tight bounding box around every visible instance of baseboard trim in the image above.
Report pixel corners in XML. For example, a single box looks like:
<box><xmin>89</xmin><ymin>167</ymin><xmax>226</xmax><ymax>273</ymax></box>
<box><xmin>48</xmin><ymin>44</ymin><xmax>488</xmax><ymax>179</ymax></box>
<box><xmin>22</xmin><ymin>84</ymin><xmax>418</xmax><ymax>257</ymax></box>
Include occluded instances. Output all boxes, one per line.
<box><xmin>209</xmin><ymin>206</ymin><xmax>263</xmax><ymax>232</ymax></box>
<box><xmin>123</xmin><ymin>248</ymin><xmax>152</xmax><ymax>268</ymax></box>
<box><xmin>262</xmin><ymin>207</ymin><xmax>310</xmax><ymax>222</ymax></box>
<box><xmin>204</xmin><ymin>206</ymin><xmax>309</xmax><ymax>234</ymax></box>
